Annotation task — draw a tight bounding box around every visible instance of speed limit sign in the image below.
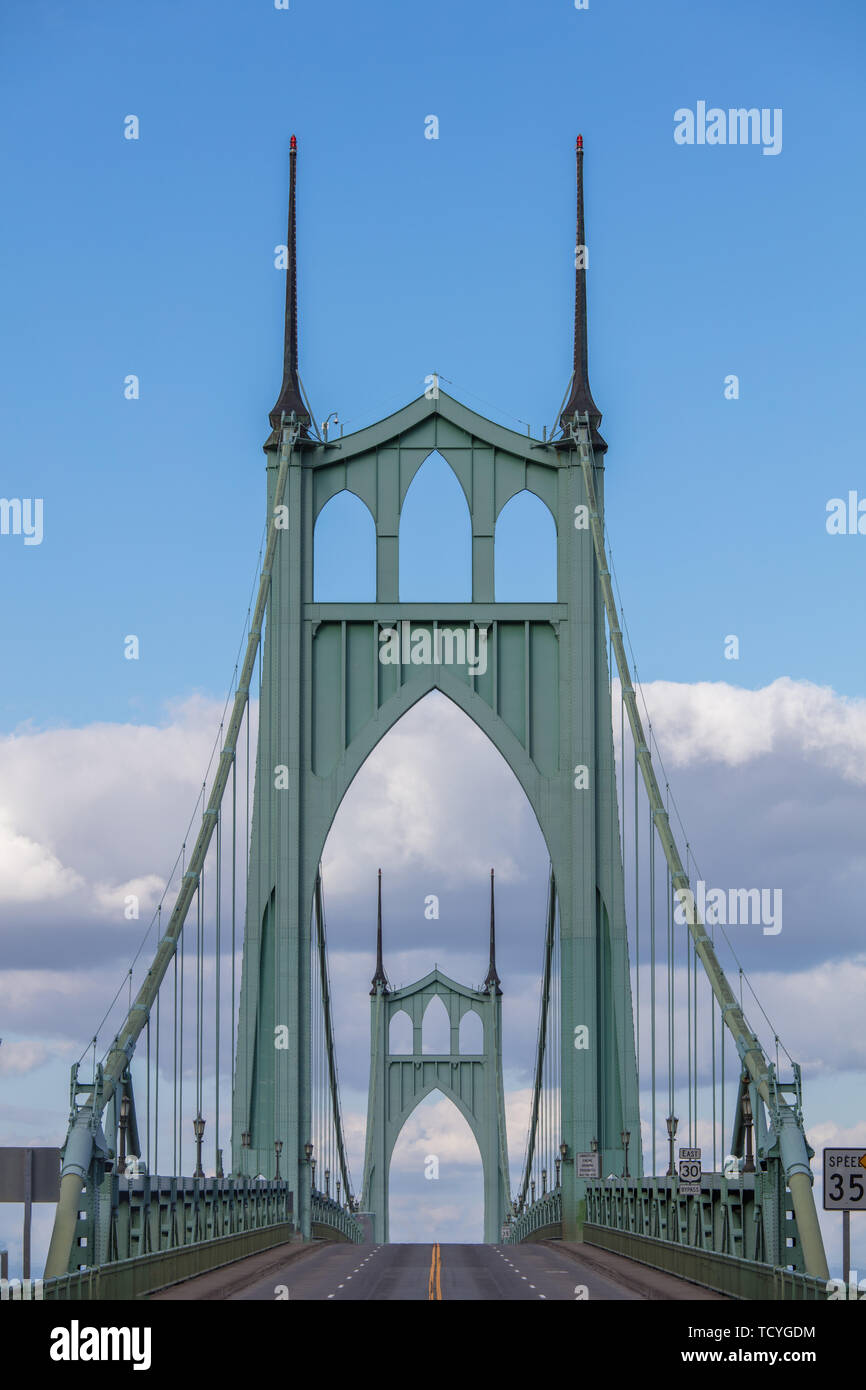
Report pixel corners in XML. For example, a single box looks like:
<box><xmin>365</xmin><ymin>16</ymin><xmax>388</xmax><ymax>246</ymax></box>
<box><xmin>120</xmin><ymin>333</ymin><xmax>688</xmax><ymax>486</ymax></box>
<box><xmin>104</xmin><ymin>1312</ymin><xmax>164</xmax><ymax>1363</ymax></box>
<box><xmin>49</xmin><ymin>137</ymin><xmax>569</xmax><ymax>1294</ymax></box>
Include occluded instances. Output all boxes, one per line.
<box><xmin>823</xmin><ymin>1149</ymin><xmax>866</xmax><ymax>1210</ymax></box>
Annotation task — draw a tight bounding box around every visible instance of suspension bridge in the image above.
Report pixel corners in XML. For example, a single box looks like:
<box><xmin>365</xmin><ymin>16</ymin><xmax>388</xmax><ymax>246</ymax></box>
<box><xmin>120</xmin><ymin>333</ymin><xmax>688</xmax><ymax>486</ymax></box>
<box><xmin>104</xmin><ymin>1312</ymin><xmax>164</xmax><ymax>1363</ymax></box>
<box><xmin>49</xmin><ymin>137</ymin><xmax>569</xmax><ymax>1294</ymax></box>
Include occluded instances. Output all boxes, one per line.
<box><xmin>33</xmin><ymin>133</ymin><xmax>831</xmax><ymax>1302</ymax></box>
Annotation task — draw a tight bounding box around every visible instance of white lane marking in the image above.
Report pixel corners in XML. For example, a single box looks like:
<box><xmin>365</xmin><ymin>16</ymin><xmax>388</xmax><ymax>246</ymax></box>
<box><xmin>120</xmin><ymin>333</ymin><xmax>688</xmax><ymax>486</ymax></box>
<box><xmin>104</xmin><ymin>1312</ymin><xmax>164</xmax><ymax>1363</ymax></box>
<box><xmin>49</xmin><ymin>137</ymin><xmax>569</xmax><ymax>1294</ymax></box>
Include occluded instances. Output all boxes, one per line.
<box><xmin>529</xmin><ymin>1284</ymin><xmax>535</xmax><ymax>1289</ymax></box>
<box><xmin>337</xmin><ymin>1283</ymin><xmax>344</xmax><ymax>1288</ymax></box>
<box><xmin>327</xmin><ymin>1294</ymin><xmax>335</xmax><ymax>1299</ymax></box>
<box><xmin>539</xmin><ymin>1294</ymin><xmax>546</xmax><ymax>1300</ymax></box>
<box><xmin>521</xmin><ymin>1276</ymin><xmax>528</xmax><ymax>1281</ymax></box>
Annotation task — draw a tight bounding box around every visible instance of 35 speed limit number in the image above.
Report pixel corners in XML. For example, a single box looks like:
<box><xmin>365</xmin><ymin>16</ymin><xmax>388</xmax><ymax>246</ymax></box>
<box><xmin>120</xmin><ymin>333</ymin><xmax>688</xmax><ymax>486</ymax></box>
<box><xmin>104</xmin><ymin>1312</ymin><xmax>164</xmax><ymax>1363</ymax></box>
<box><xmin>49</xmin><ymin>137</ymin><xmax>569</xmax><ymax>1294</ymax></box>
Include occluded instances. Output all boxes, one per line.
<box><xmin>823</xmin><ymin>1148</ymin><xmax>866</xmax><ymax>1210</ymax></box>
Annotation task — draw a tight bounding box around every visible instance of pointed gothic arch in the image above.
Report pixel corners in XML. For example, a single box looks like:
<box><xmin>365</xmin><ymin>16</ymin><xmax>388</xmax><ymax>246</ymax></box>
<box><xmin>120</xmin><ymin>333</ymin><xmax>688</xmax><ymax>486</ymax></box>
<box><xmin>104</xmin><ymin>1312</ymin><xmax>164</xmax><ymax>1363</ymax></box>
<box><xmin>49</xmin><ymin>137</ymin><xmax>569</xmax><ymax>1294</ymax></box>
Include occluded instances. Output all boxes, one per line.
<box><xmin>459</xmin><ymin>1009</ymin><xmax>484</xmax><ymax>1055</ymax></box>
<box><xmin>398</xmin><ymin>450</ymin><xmax>472</xmax><ymax>601</ymax></box>
<box><xmin>388</xmin><ymin>1089</ymin><xmax>484</xmax><ymax>1243</ymax></box>
<box><xmin>495</xmin><ymin>489</ymin><xmax>558</xmax><ymax>602</ymax></box>
<box><xmin>422</xmin><ymin>994</ymin><xmax>451</xmax><ymax>1053</ymax></box>
<box><xmin>313</xmin><ymin>489</ymin><xmax>376</xmax><ymax>601</ymax></box>
<box><xmin>362</xmin><ymin>967</ymin><xmax>510</xmax><ymax>1243</ymax></box>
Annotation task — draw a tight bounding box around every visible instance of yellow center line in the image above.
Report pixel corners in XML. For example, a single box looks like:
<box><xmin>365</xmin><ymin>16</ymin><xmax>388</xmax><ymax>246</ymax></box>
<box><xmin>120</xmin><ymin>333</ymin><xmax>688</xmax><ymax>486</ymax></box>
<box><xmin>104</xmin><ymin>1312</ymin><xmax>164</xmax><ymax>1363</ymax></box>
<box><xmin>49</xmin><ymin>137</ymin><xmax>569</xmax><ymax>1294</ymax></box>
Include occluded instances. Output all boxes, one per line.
<box><xmin>427</xmin><ymin>1242</ymin><xmax>442</xmax><ymax>1300</ymax></box>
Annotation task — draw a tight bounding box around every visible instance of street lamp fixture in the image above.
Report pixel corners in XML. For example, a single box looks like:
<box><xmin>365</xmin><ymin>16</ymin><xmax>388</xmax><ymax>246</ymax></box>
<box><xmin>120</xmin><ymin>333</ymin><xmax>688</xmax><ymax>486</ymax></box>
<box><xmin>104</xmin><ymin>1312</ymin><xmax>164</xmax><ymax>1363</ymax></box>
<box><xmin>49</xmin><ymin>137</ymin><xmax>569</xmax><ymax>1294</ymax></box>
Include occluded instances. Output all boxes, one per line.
<box><xmin>530</xmin><ymin>1178</ymin><xmax>536</xmax><ymax>1204</ymax></box>
<box><xmin>620</xmin><ymin>1129</ymin><xmax>631</xmax><ymax>1181</ymax></box>
<box><xmin>742</xmin><ymin>1083</ymin><xmax>756</xmax><ymax>1174</ymax></box>
<box><xmin>304</xmin><ymin>1141</ymin><xmax>313</xmax><ymax>1162</ymax></box>
<box><xmin>119</xmin><ymin>1094</ymin><xmax>130</xmax><ymax>1174</ymax></box>
<box><xmin>324</xmin><ymin>1167</ymin><xmax>331</xmax><ymax>1198</ymax></box>
<box><xmin>666</xmin><ymin>1114</ymin><xmax>678</xmax><ymax>1177</ymax></box>
<box><xmin>274</xmin><ymin>1139</ymin><xmax>283</xmax><ymax>1181</ymax></box>
<box><xmin>193</xmin><ymin>1114</ymin><xmax>206</xmax><ymax>1179</ymax></box>
<box><xmin>590</xmin><ymin>1137</ymin><xmax>598</xmax><ymax>1154</ymax></box>
<box><xmin>555</xmin><ymin>1158</ymin><xmax>561</xmax><ymax>1188</ymax></box>
<box><xmin>541</xmin><ymin>1167</ymin><xmax>547</xmax><ymax>1196</ymax></box>
<box><xmin>311</xmin><ymin>1157</ymin><xmax>317</xmax><ymax>1193</ymax></box>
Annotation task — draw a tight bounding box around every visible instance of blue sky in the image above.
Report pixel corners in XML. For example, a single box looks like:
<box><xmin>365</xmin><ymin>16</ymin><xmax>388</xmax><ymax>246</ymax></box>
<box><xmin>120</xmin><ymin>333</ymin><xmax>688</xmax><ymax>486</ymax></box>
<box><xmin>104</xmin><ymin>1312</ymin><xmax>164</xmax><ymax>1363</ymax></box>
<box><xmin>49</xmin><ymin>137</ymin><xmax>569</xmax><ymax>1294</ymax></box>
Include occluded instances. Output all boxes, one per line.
<box><xmin>1</xmin><ymin>0</ymin><xmax>865</xmax><ymax>1275</ymax></box>
<box><xmin>1</xmin><ymin>0</ymin><xmax>864</xmax><ymax>730</ymax></box>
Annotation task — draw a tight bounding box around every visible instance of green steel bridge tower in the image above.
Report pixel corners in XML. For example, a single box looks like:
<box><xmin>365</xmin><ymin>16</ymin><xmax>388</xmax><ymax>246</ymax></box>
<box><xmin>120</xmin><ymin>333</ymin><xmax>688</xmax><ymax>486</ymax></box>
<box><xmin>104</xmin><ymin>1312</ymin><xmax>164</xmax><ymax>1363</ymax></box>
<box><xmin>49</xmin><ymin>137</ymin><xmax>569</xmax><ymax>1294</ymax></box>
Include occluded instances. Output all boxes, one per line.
<box><xmin>42</xmin><ymin>134</ymin><xmax>830</xmax><ymax>1293</ymax></box>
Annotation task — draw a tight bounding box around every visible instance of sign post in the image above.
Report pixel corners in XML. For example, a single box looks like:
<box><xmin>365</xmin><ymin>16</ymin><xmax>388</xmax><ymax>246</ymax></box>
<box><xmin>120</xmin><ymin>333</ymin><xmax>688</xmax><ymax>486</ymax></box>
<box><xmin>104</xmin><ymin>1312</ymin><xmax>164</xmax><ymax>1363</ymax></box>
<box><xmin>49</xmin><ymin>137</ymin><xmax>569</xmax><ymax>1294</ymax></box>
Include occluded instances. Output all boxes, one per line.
<box><xmin>0</xmin><ymin>1148</ymin><xmax>61</xmax><ymax>1282</ymax></box>
<box><xmin>823</xmin><ymin>1147</ymin><xmax>866</xmax><ymax>1289</ymax></box>
<box><xmin>678</xmin><ymin>1146</ymin><xmax>702</xmax><ymax>1196</ymax></box>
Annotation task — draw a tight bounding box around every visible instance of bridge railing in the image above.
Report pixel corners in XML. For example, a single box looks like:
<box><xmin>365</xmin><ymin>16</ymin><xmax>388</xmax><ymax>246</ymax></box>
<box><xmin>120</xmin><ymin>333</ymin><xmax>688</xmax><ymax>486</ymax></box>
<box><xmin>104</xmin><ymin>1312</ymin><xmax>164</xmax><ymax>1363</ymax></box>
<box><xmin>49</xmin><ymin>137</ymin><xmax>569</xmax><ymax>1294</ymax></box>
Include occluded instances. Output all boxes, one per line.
<box><xmin>310</xmin><ymin>1193</ymin><xmax>365</xmax><ymax>1244</ymax></box>
<box><xmin>504</xmin><ymin>1189</ymin><xmax>562</xmax><ymax>1244</ymax></box>
<box><xmin>583</xmin><ymin>1175</ymin><xmax>831</xmax><ymax>1300</ymax></box>
<box><xmin>65</xmin><ymin>1173</ymin><xmax>293</xmax><ymax>1271</ymax></box>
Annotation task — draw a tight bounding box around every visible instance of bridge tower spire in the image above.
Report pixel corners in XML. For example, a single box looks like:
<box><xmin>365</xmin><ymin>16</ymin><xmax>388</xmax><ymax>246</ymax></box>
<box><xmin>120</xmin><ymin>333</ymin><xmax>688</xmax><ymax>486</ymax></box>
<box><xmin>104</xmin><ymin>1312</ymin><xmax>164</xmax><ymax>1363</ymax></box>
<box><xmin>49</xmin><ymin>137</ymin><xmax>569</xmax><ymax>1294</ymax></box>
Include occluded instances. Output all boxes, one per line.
<box><xmin>266</xmin><ymin>133</ymin><xmax>311</xmax><ymax>448</ymax></box>
<box><xmin>559</xmin><ymin>134</ymin><xmax>606</xmax><ymax>454</ymax></box>
<box><xmin>484</xmin><ymin>867</ymin><xmax>502</xmax><ymax>994</ymax></box>
<box><xmin>370</xmin><ymin>869</ymin><xmax>389</xmax><ymax>994</ymax></box>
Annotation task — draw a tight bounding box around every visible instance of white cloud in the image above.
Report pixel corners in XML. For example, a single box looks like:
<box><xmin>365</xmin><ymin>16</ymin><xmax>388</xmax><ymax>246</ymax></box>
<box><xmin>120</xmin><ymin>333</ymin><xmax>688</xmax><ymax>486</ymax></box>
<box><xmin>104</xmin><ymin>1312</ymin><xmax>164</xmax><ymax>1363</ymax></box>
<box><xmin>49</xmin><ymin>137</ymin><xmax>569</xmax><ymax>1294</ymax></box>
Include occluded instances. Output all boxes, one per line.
<box><xmin>0</xmin><ymin>809</ymin><xmax>83</xmax><ymax>902</ymax></box>
<box><xmin>619</xmin><ymin>676</ymin><xmax>866</xmax><ymax>782</ymax></box>
<box><xmin>323</xmin><ymin>693</ymin><xmax>530</xmax><ymax>897</ymax></box>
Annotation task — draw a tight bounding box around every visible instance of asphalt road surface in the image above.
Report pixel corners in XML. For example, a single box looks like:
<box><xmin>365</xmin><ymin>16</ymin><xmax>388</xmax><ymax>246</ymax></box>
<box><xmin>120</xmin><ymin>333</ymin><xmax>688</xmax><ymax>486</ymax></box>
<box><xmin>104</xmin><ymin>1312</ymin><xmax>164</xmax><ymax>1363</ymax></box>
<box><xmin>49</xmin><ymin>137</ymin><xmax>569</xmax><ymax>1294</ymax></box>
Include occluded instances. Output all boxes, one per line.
<box><xmin>151</xmin><ymin>1240</ymin><xmax>726</xmax><ymax>1302</ymax></box>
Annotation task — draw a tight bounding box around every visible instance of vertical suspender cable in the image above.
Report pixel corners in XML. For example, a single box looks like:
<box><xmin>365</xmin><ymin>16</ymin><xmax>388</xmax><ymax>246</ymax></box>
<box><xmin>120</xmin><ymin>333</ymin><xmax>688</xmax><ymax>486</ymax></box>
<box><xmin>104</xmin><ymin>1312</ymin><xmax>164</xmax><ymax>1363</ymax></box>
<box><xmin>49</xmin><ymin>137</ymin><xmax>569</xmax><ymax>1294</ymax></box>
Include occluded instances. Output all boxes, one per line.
<box><xmin>649</xmin><ymin>799</ymin><xmax>656</xmax><ymax>1177</ymax></box>
<box><xmin>215</xmin><ymin>806</ymin><xmax>221</xmax><ymax>1171</ymax></box>
<box><xmin>173</xmin><ymin>935</ymin><xmax>178</xmax><ymax>1174</ymax></box>
<box><xmin>155</xmin><ymin>987</ymin><xmax>160</xmax><ymax>1177</ymax></box>
<box><xmin>231</xmin><ymin>744</ymin><xmax>237</xmax><ymax>1099</ymax></box>
<box><xmin>145</xmin><ymin>1014</ymin><xmax>150</xmax><ymax>1172</ymax></box>
<box><xmin>634</xmin><ymin>741</ymin><xmax>640</xmax><ymax>1090</ymax></box>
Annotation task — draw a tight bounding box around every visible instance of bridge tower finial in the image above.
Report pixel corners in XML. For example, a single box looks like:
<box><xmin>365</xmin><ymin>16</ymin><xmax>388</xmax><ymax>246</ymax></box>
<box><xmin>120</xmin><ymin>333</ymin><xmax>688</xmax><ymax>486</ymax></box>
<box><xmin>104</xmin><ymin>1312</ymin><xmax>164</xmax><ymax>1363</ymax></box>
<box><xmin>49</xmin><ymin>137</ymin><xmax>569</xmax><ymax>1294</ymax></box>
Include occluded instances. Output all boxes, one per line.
<box><xmin>559</xmin><ymin>134</ymin><xmax>607</xmax><ymax>454</ymax></box>
<box><xmin>371</xmin><ymin>868</ymin><xmax>389</xmax><ymax>994</ymax></box>
<box><xmin>484</xmin><ymin>868</ymin><xmax>502</xmax><ymax>994</ymax></box>
<box><xmin>267</xmin><ymin>133</ymin><xmax>311</xmax><ymax>447</ymax></box>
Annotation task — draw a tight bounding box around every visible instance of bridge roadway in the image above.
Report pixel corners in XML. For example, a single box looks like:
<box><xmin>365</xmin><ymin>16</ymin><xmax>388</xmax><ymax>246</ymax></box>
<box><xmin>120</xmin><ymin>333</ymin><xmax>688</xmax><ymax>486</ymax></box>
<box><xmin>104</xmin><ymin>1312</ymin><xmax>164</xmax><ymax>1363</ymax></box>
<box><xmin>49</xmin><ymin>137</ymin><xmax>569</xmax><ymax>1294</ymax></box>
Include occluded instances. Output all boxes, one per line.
<box><xmin>150</xmin><ymin>1240</ymin><xmax>727</xmax><ymax>1302</ymax></box>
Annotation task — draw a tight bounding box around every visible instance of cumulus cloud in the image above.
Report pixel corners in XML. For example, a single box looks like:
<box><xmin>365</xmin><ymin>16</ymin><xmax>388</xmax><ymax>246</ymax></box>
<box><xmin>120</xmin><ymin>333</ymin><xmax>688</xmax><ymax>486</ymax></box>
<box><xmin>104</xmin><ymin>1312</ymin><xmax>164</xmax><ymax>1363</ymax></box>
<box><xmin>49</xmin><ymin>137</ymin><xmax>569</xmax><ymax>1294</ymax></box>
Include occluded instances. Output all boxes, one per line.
<box><xmin>0</xmin><ymin>810</ymin><xmax>84</xmax><ymax>902</ymax></box>
<box><xmin>619</xmin><ymin>676</ymin><xmax>866</xmax><ymax>783</ymax></box>
<box><xmin>323</xmin><ymin>693</ymin><xmax>530</xmax><ymax>898</ymax></box>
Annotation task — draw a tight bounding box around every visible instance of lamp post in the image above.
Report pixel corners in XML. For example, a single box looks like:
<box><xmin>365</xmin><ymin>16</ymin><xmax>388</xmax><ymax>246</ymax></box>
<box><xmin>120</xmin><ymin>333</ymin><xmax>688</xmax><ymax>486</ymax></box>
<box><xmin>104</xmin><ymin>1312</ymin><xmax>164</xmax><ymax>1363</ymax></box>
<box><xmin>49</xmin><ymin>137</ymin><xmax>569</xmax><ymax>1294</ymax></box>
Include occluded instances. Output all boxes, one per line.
<box><xmin>530</xmin><ymin>1178</ymin><xmax>536</xmax><ymax>1204</ymax></box>
<box><xmin>193</xmin><ymin>1115</ymin><xmax>206</xmax><ymax>1179</ymax></box>
<box><xmin>217</xmin><ymin>1148</ymin><xmax>224</xmax><ymax>1180</ymax></box>
<box><xmin>621</xmin><ymin>1129</ymin><xmax>630</xmax><ymax>1181</ymax></box>
<box><xmin>336</xmin><ymin>1178</ymin><xmax>341</xmax><ymax>1207</ymax></box>
<box><xmin>666</xmin><ymin>1114</ymin><xmax>678</xmax><ymax>1178</ymax></box>
<box><xmin>324</xmin><ymin>1167</ymin><xmax>331</xmax><ymax>1199</ymax></box>
<box><xmin>119</xmin><ymin>1095</ymin><xmax>130</xmax><ymax>1175</ymax></box>
<box><xmin>555</xmin><ymin>1158</ymin><xmax>561</xmax><ymax>1188</ymax></box>
<box><xmin>274</xmin><ymin>1140</ymin><xmax>283</xmax><ymax>1181</ymax></box>
<box><xmin>742</xmin><ymin>1084</ymin><xmax>756</xmax><ymax>1174</ymax></box>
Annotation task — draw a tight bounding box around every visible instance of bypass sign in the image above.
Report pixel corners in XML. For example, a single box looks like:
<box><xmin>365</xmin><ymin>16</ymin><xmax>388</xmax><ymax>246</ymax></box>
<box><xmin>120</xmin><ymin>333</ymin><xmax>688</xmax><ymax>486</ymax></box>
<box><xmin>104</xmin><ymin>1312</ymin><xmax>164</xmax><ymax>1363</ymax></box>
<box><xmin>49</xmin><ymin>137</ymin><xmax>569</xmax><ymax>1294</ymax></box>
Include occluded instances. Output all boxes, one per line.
<box><xmin>823</xmin><ymin>1148</ymin><xmax>866</xmax><ymax>1210</ymax></box>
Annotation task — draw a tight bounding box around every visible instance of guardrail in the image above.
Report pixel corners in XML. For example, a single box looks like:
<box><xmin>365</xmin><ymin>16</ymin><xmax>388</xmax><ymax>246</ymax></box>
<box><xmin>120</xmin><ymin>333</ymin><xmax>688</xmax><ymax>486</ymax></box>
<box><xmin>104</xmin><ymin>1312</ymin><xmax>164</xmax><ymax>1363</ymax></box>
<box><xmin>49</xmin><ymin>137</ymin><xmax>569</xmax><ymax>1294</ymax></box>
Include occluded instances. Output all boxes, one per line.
<box><xmin>311</xmin><ymin>1194</ymin><xmax>365</xmax><ymax>1244</ymax></box>
<box><xmin>84</xmin><ymin>1173</ymin><xmax>294</xmax><ymax>1267</ymax></box>
<box><xmin>503</xmin><ymin>1190</ymin><xmax>562</xmax><ymax>1244</ymax></box>
<box><xmin>40</xmin><ymin>1220</ymin><xmax>299</xmax><ymax>1300</ymax></box>
<box><xmin>583</xmin><ymin>1224</ymin><xmax>830</xmax><ymax>1301</ymax></box>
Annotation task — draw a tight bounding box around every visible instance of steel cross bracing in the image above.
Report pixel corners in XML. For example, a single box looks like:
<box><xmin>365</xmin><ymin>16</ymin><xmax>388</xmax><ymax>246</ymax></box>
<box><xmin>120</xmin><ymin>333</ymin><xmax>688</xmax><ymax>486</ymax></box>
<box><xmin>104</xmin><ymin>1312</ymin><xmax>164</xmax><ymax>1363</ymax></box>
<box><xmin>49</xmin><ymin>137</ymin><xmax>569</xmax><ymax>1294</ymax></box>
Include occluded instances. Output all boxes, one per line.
<box><xmin>571</xmin><ymin>414</ymin><xmax>829</xmax><ymax>1282</ymax></box>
